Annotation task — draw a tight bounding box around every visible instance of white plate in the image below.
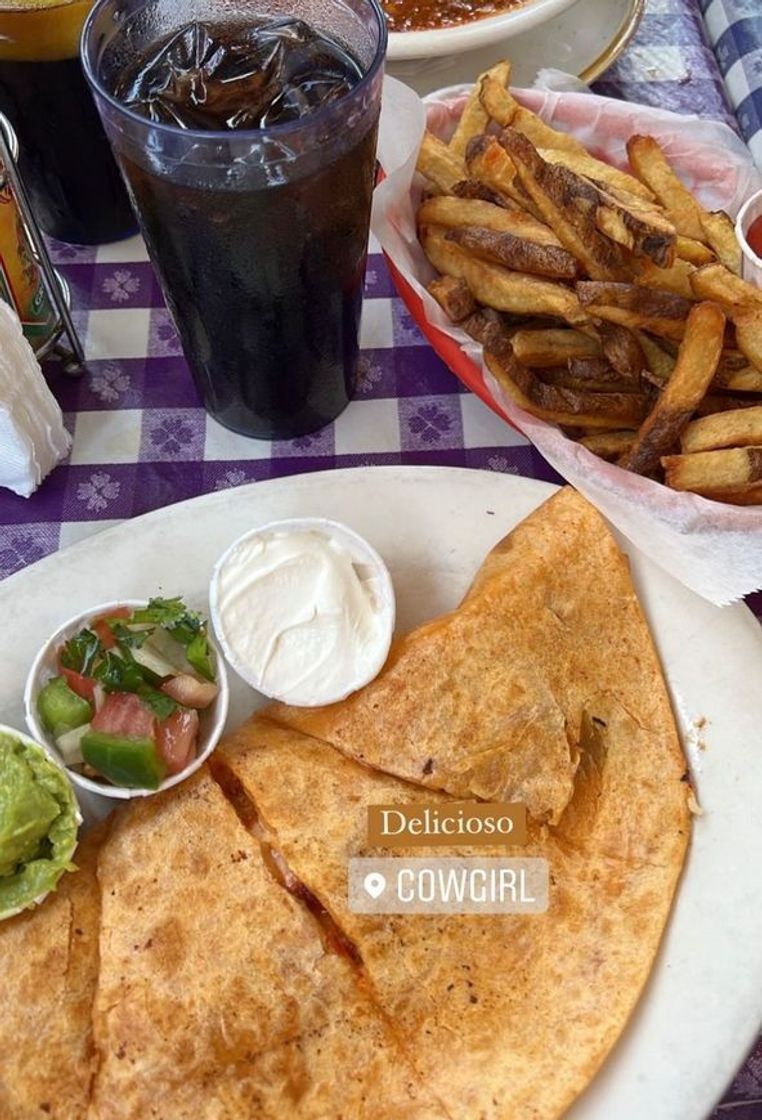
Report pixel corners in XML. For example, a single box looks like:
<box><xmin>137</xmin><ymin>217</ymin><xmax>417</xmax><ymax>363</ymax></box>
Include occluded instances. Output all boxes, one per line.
<box><xmin>387</xmin><ymin>0</ymin><xmax>644</xmax><ymax>94</ymax></box>
<box><xmin>0</xmin><ymin>465</ymin><xmax>760</xmax><ymax>1119</ymax></box>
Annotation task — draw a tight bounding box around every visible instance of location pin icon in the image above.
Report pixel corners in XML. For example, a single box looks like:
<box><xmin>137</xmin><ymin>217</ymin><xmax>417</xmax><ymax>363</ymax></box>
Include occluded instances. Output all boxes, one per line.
<box><xmin>363</xmin><ymin>871</ymin><xmax>386</xmax><ymax>900</ymax></box>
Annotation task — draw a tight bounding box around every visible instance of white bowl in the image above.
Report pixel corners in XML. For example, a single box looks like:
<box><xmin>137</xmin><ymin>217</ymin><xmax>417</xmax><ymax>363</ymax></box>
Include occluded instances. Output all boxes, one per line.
<box><xmin>387</xmin><ymin>0</ymin><xmax>579</xmax><ymax>60</ymax></box>
<box><xmin>23</xmin><ymin>599</ymin><xmax>229</xmax><ymax>801</ymax></box>
<box><xmin>735</xmin><ymin>187</ymin><xmax>762</xmax><ymax>290</ymax></box>
<box><xmin>209</xmin><ymin>517</ymin><xmax>395</xmax><ymax>707</ymax></box>
<box><xmin>0</xmin><ymin>723</ymin><xmax>82</xmax><ymax>920</ymax></box>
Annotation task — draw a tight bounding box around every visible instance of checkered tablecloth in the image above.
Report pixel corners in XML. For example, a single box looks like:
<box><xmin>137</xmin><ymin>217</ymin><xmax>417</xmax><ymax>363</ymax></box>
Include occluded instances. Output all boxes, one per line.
<box><xmin>1</xmin><ymin>1</ymin><xmax>761</xmax><ymax>1115</ymax></box>
<box><xmin>700</xmin><ymin>0</ymin><xmax>762</xmax><ymax>166</ymax></box>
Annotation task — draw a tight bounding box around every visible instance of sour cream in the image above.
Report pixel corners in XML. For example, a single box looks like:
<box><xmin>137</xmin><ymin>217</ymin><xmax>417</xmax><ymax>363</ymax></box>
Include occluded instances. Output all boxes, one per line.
<box><xmin>210</xmin><ymin>519</ymin><xmax>395</xmax><ymax>707</ymax></box>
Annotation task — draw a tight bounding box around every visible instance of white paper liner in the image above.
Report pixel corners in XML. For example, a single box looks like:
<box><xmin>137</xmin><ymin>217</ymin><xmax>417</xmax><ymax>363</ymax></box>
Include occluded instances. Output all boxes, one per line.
<box><xmin>372</xmin><ymin>76</ymin><xmax>762</xmax><ymax>605</ymax></box>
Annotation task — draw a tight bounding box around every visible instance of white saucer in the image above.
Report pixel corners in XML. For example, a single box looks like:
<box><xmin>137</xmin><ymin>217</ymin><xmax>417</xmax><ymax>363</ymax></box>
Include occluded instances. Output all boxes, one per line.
<box><xmin>386</xmin><ymin>0</ymin><xmax>644</xmax><ymax>94</ymax></box>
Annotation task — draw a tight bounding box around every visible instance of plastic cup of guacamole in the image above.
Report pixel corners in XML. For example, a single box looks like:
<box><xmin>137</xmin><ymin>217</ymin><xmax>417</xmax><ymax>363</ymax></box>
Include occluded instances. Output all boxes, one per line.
<box><xmin>0</xmin><ymin>724</ymin><xmax>81</xmax><ymax>921</ymax></box>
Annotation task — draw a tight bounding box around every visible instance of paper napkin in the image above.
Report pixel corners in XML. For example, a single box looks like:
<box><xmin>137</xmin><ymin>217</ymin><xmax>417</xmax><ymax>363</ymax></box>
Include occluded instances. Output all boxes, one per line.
<box><xmin>0</xmin><ymin>301</ymin><xmax>71</xmax><ymax>498</ymax></box>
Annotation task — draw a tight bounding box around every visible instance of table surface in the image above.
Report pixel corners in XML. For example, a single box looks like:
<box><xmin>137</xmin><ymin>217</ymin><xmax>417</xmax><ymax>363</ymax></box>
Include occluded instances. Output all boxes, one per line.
<box><xmin>1</xmin><ymin>0</ymin><xmax>761</xmax><ymax>1116</ymax></box>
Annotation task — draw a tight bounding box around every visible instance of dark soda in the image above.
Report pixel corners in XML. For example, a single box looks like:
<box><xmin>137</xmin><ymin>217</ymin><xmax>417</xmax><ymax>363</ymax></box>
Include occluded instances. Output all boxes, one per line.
<box><xmin>108</xmin><ymin>18</ymin><xmax>378</xmax><ymax>439</ymax></box>
<box><xmin>0</xmin><ymin>1</ymin><xmax>136</xmax><ymax>245</ymax></box>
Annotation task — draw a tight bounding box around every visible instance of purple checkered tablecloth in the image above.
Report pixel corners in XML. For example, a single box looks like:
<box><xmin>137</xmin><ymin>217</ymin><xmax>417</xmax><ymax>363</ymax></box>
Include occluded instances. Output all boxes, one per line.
<box><xmin>1</xmin><ymin>1</ymin><xmax>761</xmax><ymax>1115</ymax></box>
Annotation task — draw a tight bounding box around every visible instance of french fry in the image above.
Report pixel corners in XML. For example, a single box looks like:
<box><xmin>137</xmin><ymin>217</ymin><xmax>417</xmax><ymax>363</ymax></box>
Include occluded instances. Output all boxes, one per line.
<box><xmin>421</xmin><ymin>225</ymin><xmax>589</xmax><ymax>325</ymax></box>
<box><xmin>618</xmin><ymin>301</ymin><xmax>726</xmax><ymax>474</ymax></box>
<box><xmin>544</xmin><ymin>359</ymin><xmax>640</xmax><ymax>392</ymax></box>
<box><xmin>577</xmin><ymin>282</ymin><xmax>691</xmax><ymax>340</ymax></box>
<box><xmin>452</xmin><ymin>179</ymin><xmax>517</xmax><ymax>209</ymax></box>
<box><xmin>498</xmin><ymin>129</ymin><xmax>630</xmax><ymax>281</ymax></box>
<box><xmin>449</xmin><ymin>61</ymin><xmax>511</xmax><ymax>159</ymax></box>
<box><xmin>461</xmin><ymin>307</ymin><xmax>516</xmax><ymax>356</ymax></box>
<box><xmin>479</xmin><ymin>77</ymin><xmax>592</xmax><ymax>160</ymax></box>
<box><xmin>676</xmin><ymin>236</ymin><xmax>715</xmax><ymax>265</ymax></box>
<box><xmin>417</xmin><ymin>196</ymin><xmax>560</xmax><ymax>246</ymax></box>
<box><xmin>478</xmin><ymin>75</ymin><xmax>519</xmax><ymax>128</ymax></box>
<box><xmin>631</xmin><ymin>255</ymin><xmax>696</xmax><ymax>300</ymax></box>
<box><xmin>644</xmin><ymin>350</ymin><xmax>762</xmax><ymax>394</ymax></box>
<box><xmin>683</xmin><ymin>483</ymin><xmax>762</xmax><ymax>505</ymax></box>
<box><xmin>662</xmin><ymin>446</ymin><xmax>762</xmax><ymax>495</ymax></box>
<box><xmin>699</xmin><ymin>210</ymin><xmax>742</xmax><ymax>275</ymax></box>
<box><xmin>511</xmin><ymin>328</ymin><xmax>602</xmax><ymax>367</ymax></box>
<box><xmin>577</xmin><ymin>282</ymin><xmax>692</xmax><ymax>318</ymax></box>
<box><xmin>713</xmin><ymin>367</ymin><xmax>762</xmax><ymax>393</ymax></box>
<box><xmin>427</xmin><ymin>275</ymin><xmax>477</xmax><ymax>322</ymax></box>
<box><xmin>594</xmin><ymin>193</ymin><xmax>676</xmax><ymax>267</ymax></box>
<box><xmin>598</xmin><ymin>322</ymin><xmax>646</xmax><ymax>382</ymax></box>
<box><xmin>465</xmin><ymin>135</ymin><xmax>535</xmax><ymax>211</ymax></box>
<box><xmin>580</xmin><ymin>430</ymin><xmax>637</xmax><ymax>460</ymax></box>
<box><xmin>696</xmin><ymin>393</ymin><xmax>762</xmax><ymax>416</ymax></box>
<box><xmin>582</xmin><ymin>307</ymin><xmax>687</xmax><ymax>340</ymax></box>
<box><xmin>637</xmin><ymin>332</ymin><xmax>676</xmax><ymax>383</ymax></box>
<box><xmin>483</xmin><ymin>348</ymin><xmax>647</xmax><ymax>428</ymax></box>
<box><xmin>690</xmin><ymin>263</ymin><xmax>762</xmax><ymax>309</ymax></box>
<box><xmin>416</xmin><ymin>132</ymin><xmax>466</xmax><ymax>193</ymax></box>
<box><xmin>529</xmin><ymin>377</ymin><xmax>647</xmax><ymax>422</ymax></box>
<box><xmin>507</xmin><ymin>105</ymin><xmax>588</xmax><ymax>156</ymax></box>
<box><xmin>445</xmin><ymin>226</ymin><xmax>579</xmax><ymax>280</ymax></box>
<box><xmin>626</xmin><ymin>135</ymin><xmax>706</xmax><ymax>241</ymax></box>
<box><xmin>478</xmin><ymin>323</ymin><xmax>644</xmax><ymax>424</ymax></box>
<box><xmin>730</xmin><ymin>306</ymin><xmax>762</xmax><ymax>372</ymax></box>
<box><xmin>680</xmin><ymin>406</ymin><xmax>762</xmax><ymax>453</ymax></box>
<box><xmin>537</xmin><ymin>147</ymin><xmax>656</xmax><ymax>202</ymax></box>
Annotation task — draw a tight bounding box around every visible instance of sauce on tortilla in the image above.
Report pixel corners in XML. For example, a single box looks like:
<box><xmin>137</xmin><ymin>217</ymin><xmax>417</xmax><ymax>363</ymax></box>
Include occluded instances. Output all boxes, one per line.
<box><xmin>383</xmin><ymin>0</ymin><xmax>523</xmax><ymax>33</ymax></box>
<box><xmin>211</xmin><ymin>757</ymin><xmax>363</xmax><ymax>965</ymax></box>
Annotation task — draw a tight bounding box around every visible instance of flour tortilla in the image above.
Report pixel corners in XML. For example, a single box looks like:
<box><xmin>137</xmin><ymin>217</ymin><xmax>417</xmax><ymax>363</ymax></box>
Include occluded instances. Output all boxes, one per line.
<box><xmin>265</xmin><ymin>488</ymin><xmax>680</xmax><ymax>827</ymax></box>
<box><xmin>89</xmin><ymin>767</ymin><xmax>444</xmax><ymax>1120</ymax></box>
<box><xmin>217</xmin><ymin>710</ymin><xmax>690</xmax><ymax>1120</ymax></box>
<box><xmin>0</xmin><ymin>825</ymin><xmax>102</xmax><ymax>1120</ymax></box>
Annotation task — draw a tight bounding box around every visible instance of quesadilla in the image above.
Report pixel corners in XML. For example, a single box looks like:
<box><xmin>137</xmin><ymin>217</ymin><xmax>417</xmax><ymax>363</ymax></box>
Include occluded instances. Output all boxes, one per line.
<box><xmin>264</xmin><ymin>487</ymin><xmax>675</xmax><ymax>828</ymax></box>
<box><xmin>0</xmin><ymin>824</ymin><xmax>102</xmax><ymax>1120</ymax></box>
<box><xmin>215</xmin><ymin>700</ymin><xmax>689</xmax><ymax>1120</ymax></box>
<box><xmin>1</xmin><ymin>485</ymin><xmax>690</xmax><ymax>1119</ymax></box>
<box><xmin>89</xmin><ymin>768</ymin><xmax>444</xmax><ymax>1120</ymax></box>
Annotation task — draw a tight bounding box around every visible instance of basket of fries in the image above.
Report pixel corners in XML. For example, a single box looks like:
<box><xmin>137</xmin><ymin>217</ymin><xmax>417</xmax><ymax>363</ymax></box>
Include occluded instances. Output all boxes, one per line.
<box><xmin>372</xmin><ymin>68</ymin><xmax>762</xmax><ymax>603</ymax></box>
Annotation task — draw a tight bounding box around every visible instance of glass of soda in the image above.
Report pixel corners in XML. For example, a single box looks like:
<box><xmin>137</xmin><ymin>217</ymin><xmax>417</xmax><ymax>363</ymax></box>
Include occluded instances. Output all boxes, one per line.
<box><xmin>82</xmin><ymin>0</ymin><xmax>386</xmax><ymax>440</ymax></box>
<box><xmin>0</xmin><ymin>1</ymin><xmax>136</xmax><ymax>244</ymax></box>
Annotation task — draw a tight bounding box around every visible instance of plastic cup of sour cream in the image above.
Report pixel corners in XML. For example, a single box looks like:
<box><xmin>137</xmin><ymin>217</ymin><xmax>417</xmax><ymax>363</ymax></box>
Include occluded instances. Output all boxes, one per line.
<box><xmin>209</xmin><ymin>518</ymin><xmax>396</xmax><ymax>707</ymax></box>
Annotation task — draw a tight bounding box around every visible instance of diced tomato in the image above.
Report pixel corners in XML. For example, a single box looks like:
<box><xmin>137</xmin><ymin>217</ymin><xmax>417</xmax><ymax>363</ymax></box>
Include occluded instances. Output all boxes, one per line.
<box><xmin>91</xmin><ymin>606</ymin><xmax>131</xmax><ymax>650</ymax></box>
<box><xmin>156</xmin><ymin>709</ymin><xmax>199</xmax><ymax>776</ymax></box>
<box><xmin>58</xmin><ymin>666</ymin><xmax>97</xmax><ymax>702</ymax></box>
<box><xmin>91</xmin><ymin>691</ymin><xmax>156</xmax><ymax>739</ymax></box>
<box><xmin>161</xmin><ymin>673</ymin><xmax>218</xmax><ymax>710</ymax></box>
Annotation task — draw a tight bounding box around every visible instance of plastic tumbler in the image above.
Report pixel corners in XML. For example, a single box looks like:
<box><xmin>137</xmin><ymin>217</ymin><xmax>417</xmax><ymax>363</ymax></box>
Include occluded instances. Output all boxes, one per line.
<box><xmin>0</xmin><ymin>1</ymin><xmax>136</xmax><ymax>244</ymax></box>
<box><xmin>82</xmin><ymin>0</ymin><xmax>387</xmax><ymax>439</ymax></box>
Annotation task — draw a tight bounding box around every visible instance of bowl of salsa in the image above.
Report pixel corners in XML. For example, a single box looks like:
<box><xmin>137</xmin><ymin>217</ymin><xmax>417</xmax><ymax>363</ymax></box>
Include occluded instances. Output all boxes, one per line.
<box><xmin>24</xmin><ymin>597</ymin><xmax>229</xmax><ymax>800</ymax></box>
<box><xmin>385</xmin><ymin>0</ymin><xmax>579</xmax><ymax>59</ymax></box>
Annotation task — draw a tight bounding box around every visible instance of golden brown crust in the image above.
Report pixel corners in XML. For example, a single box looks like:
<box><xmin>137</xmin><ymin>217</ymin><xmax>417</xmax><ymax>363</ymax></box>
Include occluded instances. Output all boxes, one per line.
<box><xmin>445</xmin><ymin>225</ymin><xmax>579</xmax><ymax>280</ymax></box>
<box><xmin>0</xmin><ymin>825</ymin><xmax>103</xmax><ymax>1120</ymax></box>
<box><xmin>89</xmin><ymin>770</ymin><xmax>443</xmax><ymax>1120</ymax></box>
<box><xmin>218</xmin><ymin>695</ymin><xmax>689</xmax><ymax>1120</ymax></box>
<box><xmin>266</xmin><ymin>489</ymin><xmax>683</xmax><ymax>828</ymax></box>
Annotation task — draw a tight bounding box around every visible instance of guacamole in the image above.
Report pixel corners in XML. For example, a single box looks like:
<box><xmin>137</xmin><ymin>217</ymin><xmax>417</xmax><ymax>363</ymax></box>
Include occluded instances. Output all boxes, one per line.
<box><xmin>0</xmin><ymin>731</ymin><xmax>79</xmax><ymax>917</ymax></box>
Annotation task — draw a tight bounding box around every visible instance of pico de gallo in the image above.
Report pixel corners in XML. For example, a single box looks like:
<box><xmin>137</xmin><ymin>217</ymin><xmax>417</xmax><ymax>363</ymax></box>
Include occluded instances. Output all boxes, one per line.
<box><xmin>36</xmin><ymin>598</ymin><xmax>219</xmax><ymax>790</ymax></box>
